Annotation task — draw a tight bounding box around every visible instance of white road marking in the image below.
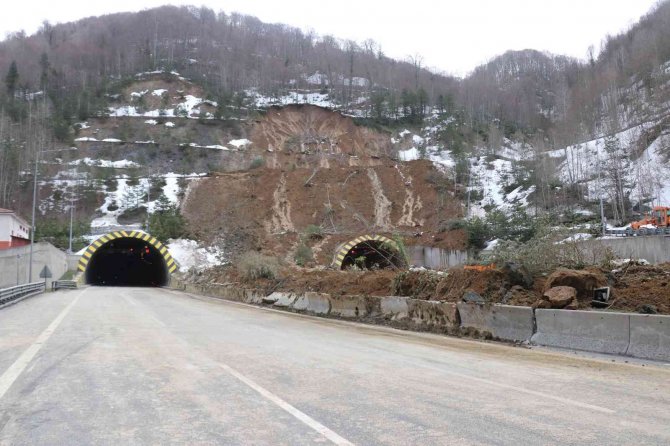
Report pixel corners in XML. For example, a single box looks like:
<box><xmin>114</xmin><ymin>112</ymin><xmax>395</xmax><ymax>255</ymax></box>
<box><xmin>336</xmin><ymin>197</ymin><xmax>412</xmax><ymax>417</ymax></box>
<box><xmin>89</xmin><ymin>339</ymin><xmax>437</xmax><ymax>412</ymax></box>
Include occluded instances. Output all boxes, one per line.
<box><xmin>218</xmin><ymin>362</ymin><xmax>354</xmax><ymax>445</ymax></box>
<box><xmin>0</xmin><ymin>289</ymin><xmax>85</xmax><ymax>400</ymax></box>
<box><xmin>179</xmin><ymin>291</ymin><xmax>618</xmax><ymax>415</ymax></box>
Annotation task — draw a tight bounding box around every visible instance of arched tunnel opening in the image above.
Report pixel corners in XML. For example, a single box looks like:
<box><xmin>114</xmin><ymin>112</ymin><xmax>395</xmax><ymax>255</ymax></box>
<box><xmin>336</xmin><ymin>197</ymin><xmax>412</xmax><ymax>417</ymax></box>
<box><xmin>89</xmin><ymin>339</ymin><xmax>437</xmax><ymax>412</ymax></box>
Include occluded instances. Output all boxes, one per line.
<box><xmin>85</xmin><ymin>237</ymin><xmax>169</xmax><ymax>286</ymax></box>
<box><xmin>340</xmin><ymin>240</ymin><xmax>406</xmax><ymax>270</ymax></box>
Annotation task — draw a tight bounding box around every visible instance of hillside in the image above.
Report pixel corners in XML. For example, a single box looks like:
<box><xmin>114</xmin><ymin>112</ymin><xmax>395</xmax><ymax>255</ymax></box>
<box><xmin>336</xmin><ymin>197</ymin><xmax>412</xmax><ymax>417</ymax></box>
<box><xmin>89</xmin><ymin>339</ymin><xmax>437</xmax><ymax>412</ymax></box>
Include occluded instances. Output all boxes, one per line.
<box><xmin>0</xmin><ymin>2</ymin><xmax>669</xmax><ymax>270</ymax></box>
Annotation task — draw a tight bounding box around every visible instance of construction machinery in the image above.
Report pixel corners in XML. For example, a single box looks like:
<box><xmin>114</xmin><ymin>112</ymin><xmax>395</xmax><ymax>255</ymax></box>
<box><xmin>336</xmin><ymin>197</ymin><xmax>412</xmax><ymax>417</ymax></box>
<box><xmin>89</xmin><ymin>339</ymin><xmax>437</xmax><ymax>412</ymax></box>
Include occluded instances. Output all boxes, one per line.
<box><xmin>631</xmin><ymin>206</ymin><xmax>670</xmax><ymax>230</ymax></box>
<box><xmin>606</xmin><ymin>206</ymin><xmax>670</xmax><ymax>237</ymax></box>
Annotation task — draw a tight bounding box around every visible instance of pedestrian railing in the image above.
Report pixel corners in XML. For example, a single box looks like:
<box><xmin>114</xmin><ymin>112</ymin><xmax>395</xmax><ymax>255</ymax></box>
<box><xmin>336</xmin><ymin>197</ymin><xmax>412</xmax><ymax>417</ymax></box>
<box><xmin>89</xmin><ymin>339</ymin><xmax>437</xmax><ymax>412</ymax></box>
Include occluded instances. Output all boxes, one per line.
<box><xmin>52</xmin><ymin>280</ymin><xmax>78</xmax><ymax>291</ymax></box>
<box><xmin>0</xmin><ymin>282</ymin><xmax>46</xmax><ymax>307</ymax></box>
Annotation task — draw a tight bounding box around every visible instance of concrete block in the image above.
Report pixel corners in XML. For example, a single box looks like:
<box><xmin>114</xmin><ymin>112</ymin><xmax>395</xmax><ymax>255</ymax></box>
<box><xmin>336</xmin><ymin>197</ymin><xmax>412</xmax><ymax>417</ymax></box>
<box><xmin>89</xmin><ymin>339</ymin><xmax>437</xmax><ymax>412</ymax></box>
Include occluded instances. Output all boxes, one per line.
<box><xmin>458</xmin><ymin>303</ymin><xmax>534</xmax><ymax>342</ymax></box>
<box><xmin>244</xmin><ymin>289</ymin><xmax>265</xmax><ymax>304</ymax></box>
<box><xmin>380</xmin><ymin>296</ymin><xmax>410</xmax><ymax>320</ymax></box>
<box><xmin>292</xmin><ymin>292</ymin><xmax>331</xmax><ymax>315</ymax></box>
<box><xmin>271</xmin><ymin>292</ymin><xmax>296</xmax><ymax>307</ymax></box>
<box><xmin>628</xmin><ymin>314</ymin><xmax>670</xmax><ymax>362</ymax></box>
<box><xmin>532</xmin><ymin>309</ymin><xmax>630</xmax><ymax>355</ymax></box>
<box><xmin>408</xmin><ymin>300</ymin><xmax>459</xmax><ymax>327</ymax></box>
<box><xmin>328</xmin><ymin>295</ymin><xmax>369</xmax><ymax>318</ymax></box>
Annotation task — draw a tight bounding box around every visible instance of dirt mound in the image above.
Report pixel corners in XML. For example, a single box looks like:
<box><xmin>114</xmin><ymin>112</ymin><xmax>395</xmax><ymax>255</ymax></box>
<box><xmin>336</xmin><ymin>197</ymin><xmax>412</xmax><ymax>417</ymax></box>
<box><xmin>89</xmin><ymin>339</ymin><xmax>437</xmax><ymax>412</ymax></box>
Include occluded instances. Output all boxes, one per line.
<box><xmin>543</xmin><ymin>268</ymin><xmax>608</xmax><ymax>300</ymax></box>
<box><xmin>609</xmin><ymin>263</ymin><xmax>670</xmax><ymax>314</ymax></box>
<box><xmin>392</xmin><ymin>268</ymin><xmax>509</xmax><ymax>302</ymax></box>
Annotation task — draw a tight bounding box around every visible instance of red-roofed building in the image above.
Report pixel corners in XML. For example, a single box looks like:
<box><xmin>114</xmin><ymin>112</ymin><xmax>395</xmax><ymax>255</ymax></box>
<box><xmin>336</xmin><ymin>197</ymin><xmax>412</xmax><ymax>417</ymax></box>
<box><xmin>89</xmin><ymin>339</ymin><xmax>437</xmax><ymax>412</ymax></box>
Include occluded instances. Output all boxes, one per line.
<box><xmin>0</xmin><ymin>208</ymin><xmax>30</xmax><ymax>249</ymax></box>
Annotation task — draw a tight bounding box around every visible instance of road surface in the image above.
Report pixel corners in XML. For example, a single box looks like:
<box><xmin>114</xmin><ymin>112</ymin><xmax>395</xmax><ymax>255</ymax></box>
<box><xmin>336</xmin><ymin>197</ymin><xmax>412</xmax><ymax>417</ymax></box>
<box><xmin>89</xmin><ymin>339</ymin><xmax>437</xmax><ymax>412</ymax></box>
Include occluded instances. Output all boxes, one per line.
<box><xmin>0</xmin><ymin>287</ymin><xmax>668</xmax><ymax>445</ymax></box>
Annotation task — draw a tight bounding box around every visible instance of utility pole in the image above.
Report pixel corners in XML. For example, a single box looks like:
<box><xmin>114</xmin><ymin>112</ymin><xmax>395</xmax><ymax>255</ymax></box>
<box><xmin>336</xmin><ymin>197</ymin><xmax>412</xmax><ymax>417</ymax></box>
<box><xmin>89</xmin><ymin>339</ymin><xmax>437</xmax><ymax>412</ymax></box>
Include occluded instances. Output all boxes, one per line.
<box><xmin>68</xmin><ymin>168</ymin><xmax>76</xmax><ymax>253</ymax></box>
<box><xmin>28</xmin><ymin>149</ymin><xmax>39</xmax><ymax>283</ymax></box>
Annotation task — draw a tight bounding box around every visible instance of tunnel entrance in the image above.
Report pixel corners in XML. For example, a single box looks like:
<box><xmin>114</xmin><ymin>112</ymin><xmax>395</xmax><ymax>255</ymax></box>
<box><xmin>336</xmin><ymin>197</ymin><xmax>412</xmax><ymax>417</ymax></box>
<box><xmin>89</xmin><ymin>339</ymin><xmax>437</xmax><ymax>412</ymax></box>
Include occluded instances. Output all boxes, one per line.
<box><xmin>334</xmin><ymin>235</ymin><xmax>406</xmax><ymax>270</ymax></box>
<box><xmin>79</xmin><ymin>231</ymin><xmax>176</xmax><ymax>287</ymax></box>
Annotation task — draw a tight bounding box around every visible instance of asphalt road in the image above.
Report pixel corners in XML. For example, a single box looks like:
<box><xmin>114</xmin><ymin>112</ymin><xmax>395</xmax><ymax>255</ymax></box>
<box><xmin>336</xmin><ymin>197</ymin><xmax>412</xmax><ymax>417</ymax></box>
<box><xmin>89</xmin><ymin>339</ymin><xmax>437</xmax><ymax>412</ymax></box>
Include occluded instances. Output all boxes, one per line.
<box><xmin>0</xmin><ymin>287</ymin><xmax>669</xmax><ymax>445</ymax></box>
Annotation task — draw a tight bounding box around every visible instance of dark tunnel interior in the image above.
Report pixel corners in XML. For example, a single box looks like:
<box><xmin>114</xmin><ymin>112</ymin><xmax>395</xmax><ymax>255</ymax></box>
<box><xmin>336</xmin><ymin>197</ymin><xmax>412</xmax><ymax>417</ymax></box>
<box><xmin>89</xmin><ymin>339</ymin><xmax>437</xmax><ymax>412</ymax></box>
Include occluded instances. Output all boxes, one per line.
<box><xmin>85</xmin><ymin>238</ymin><xmax>169</xmax><ymax>286</ymax></box>
<box><xmin>340</xmin><ymin>240</ymin><xmax>405</xmax><ymax>270</ymax></box>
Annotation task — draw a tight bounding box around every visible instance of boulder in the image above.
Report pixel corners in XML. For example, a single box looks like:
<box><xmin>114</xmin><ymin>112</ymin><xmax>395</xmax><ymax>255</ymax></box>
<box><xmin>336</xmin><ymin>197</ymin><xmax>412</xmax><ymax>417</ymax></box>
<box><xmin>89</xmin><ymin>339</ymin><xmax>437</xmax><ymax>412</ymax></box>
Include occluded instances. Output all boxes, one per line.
<box><xmin>462</xmin><ymin>290</ymin><xmax>485</xmax><ymax>303</ymax></box>
<box><xmin>543</xmin><ymin>286</ymin><xmax>577</xmax><ymax>309</ymax></box>
<box><xmin>543</xmin><ymin>269</ymin><xmax>608</xmax><ymax>300</ymax></box>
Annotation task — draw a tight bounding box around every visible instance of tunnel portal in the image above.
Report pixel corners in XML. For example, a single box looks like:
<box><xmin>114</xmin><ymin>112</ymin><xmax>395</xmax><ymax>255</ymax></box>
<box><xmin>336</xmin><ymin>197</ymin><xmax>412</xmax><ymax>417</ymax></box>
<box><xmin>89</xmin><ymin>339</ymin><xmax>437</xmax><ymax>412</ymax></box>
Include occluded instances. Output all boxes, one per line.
<box><xmin>333</xmin><ymin>235</ymin><xmax>406</xmax><ymax>270</ymax></box>
<box><xmin>78</xmin><ymin>231</ymin><xmax>176</xmax><ymax>286</ymax></box>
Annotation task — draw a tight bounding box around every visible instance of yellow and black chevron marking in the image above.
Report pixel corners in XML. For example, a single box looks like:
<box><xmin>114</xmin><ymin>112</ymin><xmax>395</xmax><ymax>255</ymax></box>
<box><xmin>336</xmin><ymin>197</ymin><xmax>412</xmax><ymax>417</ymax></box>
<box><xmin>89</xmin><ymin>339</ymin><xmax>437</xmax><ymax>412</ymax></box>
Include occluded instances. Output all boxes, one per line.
<box><xmin>77</xmin><ymin>231</ymin><xmax>178</xmax><ymax>274</ymax></box>
<box><xmin>332</xmin><ymin>234</ymin><xmax>397</xmax><ymax>269</ymax></box>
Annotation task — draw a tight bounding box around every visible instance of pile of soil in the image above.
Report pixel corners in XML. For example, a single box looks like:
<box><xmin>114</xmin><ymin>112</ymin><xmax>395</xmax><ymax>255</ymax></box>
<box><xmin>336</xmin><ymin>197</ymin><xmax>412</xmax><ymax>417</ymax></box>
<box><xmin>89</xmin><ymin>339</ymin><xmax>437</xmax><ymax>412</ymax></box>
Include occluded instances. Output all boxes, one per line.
<box><xmin>196</xmin><ymin>262</ymin><xmax>670</xmax><ymax>315</ymax></box>
<box><xmin>609</xmin><ymin>263</ymin><xmax>670</xmax><ymax>314</ymax></box>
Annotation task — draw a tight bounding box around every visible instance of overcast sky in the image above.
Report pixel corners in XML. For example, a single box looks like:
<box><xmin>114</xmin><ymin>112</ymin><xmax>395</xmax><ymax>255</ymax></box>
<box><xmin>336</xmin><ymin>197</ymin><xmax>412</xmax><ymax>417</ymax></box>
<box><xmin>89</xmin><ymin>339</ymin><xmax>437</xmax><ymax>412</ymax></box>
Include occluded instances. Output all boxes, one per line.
<box><xmin>1</xmin><ymin>0</ymin><xmax>661</xmax><ymax>76</ymax></box>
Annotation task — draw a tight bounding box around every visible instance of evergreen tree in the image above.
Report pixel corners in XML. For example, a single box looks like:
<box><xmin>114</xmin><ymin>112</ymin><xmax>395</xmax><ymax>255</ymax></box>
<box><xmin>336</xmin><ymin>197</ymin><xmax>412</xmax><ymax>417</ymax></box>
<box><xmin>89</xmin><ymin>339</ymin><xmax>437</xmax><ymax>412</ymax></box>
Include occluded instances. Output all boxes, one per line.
<box><xmin>146</xmin><ymin>194</ymin><xmax>186</xmax><ymax>241</ymax></box>
<box><xmin>5</xmin><ymin>61</ymin><xmax>18</xmax><ymax>97</ymax></box>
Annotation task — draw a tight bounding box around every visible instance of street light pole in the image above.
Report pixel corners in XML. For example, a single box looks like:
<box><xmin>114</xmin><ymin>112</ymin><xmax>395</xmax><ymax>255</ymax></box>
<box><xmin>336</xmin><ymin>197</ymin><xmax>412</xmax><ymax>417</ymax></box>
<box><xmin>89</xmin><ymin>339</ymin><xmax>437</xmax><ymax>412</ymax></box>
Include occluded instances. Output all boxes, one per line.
<box><xmin>28</xmin><ymin>149</ymin><xmax>39</xmax><ymax>283</ymax></box>
<box><xmin>68</xmin><ymin>168</ymin><xmax>75</xmax><ymax>253</ymax></box>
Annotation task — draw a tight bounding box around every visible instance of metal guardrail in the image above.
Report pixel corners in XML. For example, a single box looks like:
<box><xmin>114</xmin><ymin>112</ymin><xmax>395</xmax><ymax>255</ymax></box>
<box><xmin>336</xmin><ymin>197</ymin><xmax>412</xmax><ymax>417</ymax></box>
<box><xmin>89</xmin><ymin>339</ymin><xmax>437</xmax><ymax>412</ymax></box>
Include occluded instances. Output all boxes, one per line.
<box><xmin>0</xmin><ymin>282</ymin><xmax>46</xmax><ymax>307</ymax></box>
<box><xmin>605</xmin><ymin>227</ymin><xmax>670</xmax><ymax>237</ymax></box>
<box><xmin>52</xmin><ymin>280</ymin><xmax>78</xmax><ymax>291</ymax></box>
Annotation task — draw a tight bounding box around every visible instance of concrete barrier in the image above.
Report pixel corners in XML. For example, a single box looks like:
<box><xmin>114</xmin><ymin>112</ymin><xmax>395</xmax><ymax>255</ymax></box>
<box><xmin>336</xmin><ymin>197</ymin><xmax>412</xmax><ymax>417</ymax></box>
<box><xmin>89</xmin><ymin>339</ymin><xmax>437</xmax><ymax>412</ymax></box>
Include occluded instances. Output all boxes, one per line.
<box><xmin>532</xmin><ymin>309</ymin><xmax>630</xmax><ymax>355</ymax></box>
<box><xmin>380</xmin><ymin>296</ymin><xmax>410</xmax><ymax>320</ymax></box>
<box><xmin>628</xmin><ymin>314</ymin><xmax>670</xmax><ymax>362</ymax></box>
<box><xmin>408</xmin><ymin>300</ymin><xmax>459</xmax><ymax>328</ymax></box>
<box><xmin>458</xmin><ymin>303</ymin><xmax>534</xmax><ymax>342</ymax></box>
<box><xmin>328</xmin><ymin>295</ymin><xmax>372</xmax><ymax>318</ymax></box>
<box><xmin>271</xmin><ymin>292</ymin><xmax>297</xmax><ymax>308</ymax></box>
<box><xmin>292</xmin><ymin>292</ymin><xmax>331</xmax><ymax>315</ymax></box>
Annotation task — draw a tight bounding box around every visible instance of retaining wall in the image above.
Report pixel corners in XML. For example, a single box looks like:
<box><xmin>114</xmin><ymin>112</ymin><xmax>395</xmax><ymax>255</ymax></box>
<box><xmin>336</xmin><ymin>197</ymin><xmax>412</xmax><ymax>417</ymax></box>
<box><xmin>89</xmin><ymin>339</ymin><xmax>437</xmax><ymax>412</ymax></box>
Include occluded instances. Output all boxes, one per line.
<box><xmin>0</xmin><ymin>242</ymin><xmax>68</xmax><ymax>289</ymax></box>
<box><xmin>584</xmin><ymin>237</ymin><xmax>670</xmax><ymax>264</ymax></box>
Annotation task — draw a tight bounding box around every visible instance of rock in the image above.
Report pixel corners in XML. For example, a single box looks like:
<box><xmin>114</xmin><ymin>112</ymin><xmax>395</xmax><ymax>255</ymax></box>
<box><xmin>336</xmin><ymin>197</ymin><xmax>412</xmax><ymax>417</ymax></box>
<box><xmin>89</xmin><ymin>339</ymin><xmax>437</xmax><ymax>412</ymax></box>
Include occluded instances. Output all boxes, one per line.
<box><xmin>543</xmin><ymin>269</ymin><xmax>608</xmax><ymax>300</ymax></box>
<box><xmin>462</xmin><ymin>290</ymin><xmax>485</xmax><ymax>303</ymax></box>
<box><xmin>543</xmin><ymin>286</ymin><xmax>577</xmax><ymax>309</ymax></box>
<box><xmin>532</xmin><ymin>299</ymin><xmax>552</xmax><ymax>309</ymax></box>
<box><xmin>501</xmin><ymin>262</ymin><xmax>534</xmax><ymax>288</ymax></box>
<box><xmin>638</xmin><ymin>304</ymin><xmax>658</xmax><ymax>314</ymax></box>
<box><xmin>564</xmin><ymin>298</ymin><xmax>579</xmax><ymax>310</ymax></box>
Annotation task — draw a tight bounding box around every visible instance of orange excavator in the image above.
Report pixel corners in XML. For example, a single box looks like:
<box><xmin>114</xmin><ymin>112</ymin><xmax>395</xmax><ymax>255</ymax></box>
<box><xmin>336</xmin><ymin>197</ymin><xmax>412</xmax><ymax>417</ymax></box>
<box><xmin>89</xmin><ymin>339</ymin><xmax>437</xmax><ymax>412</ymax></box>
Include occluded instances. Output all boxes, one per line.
<box><xmin>631</xmin><ymin>206</ymin><xmax>670</xmax><ymax>230</ymax></box>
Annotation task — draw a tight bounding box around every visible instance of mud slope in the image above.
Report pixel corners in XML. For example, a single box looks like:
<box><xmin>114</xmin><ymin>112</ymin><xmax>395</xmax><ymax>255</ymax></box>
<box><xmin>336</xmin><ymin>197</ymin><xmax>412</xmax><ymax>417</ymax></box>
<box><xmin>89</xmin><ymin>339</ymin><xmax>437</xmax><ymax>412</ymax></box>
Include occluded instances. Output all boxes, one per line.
<box><xmin>183</xmin><ymin>160</ymin><xmax>465</xmax><ymax>264</ymax></box>
<box><xmin>249</xmin><ymin>105</ymin><xmax>392</xmax><ymax>163</ymax></box>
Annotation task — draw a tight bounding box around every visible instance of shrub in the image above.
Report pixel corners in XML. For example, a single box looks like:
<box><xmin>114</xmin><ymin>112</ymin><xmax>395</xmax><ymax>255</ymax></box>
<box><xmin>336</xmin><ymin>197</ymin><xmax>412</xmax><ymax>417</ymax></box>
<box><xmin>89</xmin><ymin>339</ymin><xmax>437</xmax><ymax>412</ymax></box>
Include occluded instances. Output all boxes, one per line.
<box><xmin>294</xmin><ymin>244</ymin><xmax>313</xmax><ymax>266</ymax></box>
<box><xmin>304</xmin><ymin>224</ymin><xmax>323</xmax><ymax>240</ymax></box>
<box><xmin>249</xmin><ymin>157</ymin><xmax>265</xmax><ymax>169</ymax></box>
<box><xmin>238</xmin><ymin>252</ymin><xmax>280</xmax><ymax>280</ymax></box>
<box><xmin>438</xmin><ymin>219</ymin><xmax>465</xmax><ymax>232</ymax></box>
<box><xmin>489</xmin><ymin>226</ymin><xmax>615</xmax><ymax>275</ymax></box>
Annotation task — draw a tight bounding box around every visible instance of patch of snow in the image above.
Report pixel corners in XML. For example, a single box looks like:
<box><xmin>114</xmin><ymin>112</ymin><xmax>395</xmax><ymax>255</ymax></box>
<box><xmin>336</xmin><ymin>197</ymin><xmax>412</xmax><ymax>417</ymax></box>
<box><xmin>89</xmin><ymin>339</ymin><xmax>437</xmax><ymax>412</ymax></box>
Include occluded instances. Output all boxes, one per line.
<box><xmin>228</xmin><ymin>138</ymin><xmax>251</xmax><ymax>148</ymax></box>
<box><xmin>102</xmin><ymin>138</ymin><xmax>123</xmax><ymax>143</ymax></box>
<box><xmin>167</xmin><ymin>238</ymin><xmax>226</xmax><ymax>272</ymax></box>
<box><xmin>130</xmin><ymin>90</ymin><xmax>149</xmax><ymax>98</ymax></box>
<box><xmin>399</xmin><ymin>129</ymin><xmax>411</xmax><ymax>138</ymax></box>
<box><xmin>165</xmin><ymin>122</ymin><xmax>175</xmax><ymax>128</ymax></box>
<box><xmin>152</xmin><ymin>89</ymin><xmax>167</xmax><ymax>96</ymax></box>
<box><xmin>108</xmin><ymin>106</ymin><xmax>140</xmax><ymax>117</ymax></box>
<box><xmin>412</xmin><ymin>134</ymin><xmax>425</xmax><ymax>145</ymax></box>
<box><xmin>70</xmin><ymin>158</ymin><xmax>139</xmax><ymax>168</ymax></box>
<box><xmin>559</xmin><ymin>233</ymin><xmax>593</xmax><ymax>243</ymax></box>
<box><xmin>399</xmin><ymin>148</ymin><xmax>420</xmax><ymax>161</ymax></box>
<box><xmin>76</xmin><ymin>122</ymin><xmax>90</xmax><ymax>129</ymax></box>
<box><xmin>74</xmin><ymin>137</ymin><xmax>98</xmax><ymax>142</ymax></box>
<box><xmin>144</xmin><ymin>119</ymin><xmax>158</xmax><ymax>125</ymax></box>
